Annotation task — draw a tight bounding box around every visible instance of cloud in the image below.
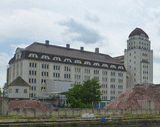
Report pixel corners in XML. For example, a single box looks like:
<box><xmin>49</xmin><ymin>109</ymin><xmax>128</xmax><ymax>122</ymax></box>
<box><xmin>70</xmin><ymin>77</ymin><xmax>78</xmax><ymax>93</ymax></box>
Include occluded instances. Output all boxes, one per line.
<box><xmin>85</xmin><ymin>15</ymin><xmax>100</xmax><ymax>23</ymax></box>
<box><xmin>0</xmin><ymin>53</ymin><xmax>10</xmax><ymax>87</ymax></box>
<box><xmin>59</xmin><ymin>18</ymin><xmax>102</xmax><ymax>44</ymax></box>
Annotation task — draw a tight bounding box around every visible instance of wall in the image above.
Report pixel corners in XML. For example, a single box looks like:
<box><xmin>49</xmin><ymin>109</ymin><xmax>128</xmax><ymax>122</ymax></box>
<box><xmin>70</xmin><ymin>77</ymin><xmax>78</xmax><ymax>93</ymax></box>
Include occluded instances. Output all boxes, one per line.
<box><xmin>8</xmin><ymin>108</ymin><xmax>160</xmax><ymax>118</ymax></box>
<box><xmin>0</xmin><ymin>97</ymin><xmax>9</xmax><ymax>115</ymax></box>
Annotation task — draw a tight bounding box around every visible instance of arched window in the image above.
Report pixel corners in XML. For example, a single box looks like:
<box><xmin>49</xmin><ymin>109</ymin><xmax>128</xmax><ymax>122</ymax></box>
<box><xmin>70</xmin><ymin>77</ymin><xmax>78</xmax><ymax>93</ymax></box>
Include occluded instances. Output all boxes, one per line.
<box><xmin>41</xmin><ymin>55</ymin><xmax>50</xmax><ymax>60</ymax></box>
<box><xmin>93</xmin><ymin>63</ymin><xmax>100</xmax><ymax>66</ymax></box>
<box><xmin>64</xmin><ymin>58</ymin><xmax>72</xmax><ymax>63</ymax></box>
<box><xmin>84</xmin><ymin>61</ymin><xmax>91</xmax><ymax>65</ymax></box>
<box><xmin>74</xmin><ymin>60</ymin><xmax>82</xmax><ymax>64</ymax></box>
<box><xmin>110</xmin><ymin>65</ymin><xmax>116</xmax><ymax>69</ymax></box>
<box><xmin>118</xmin><ymin>66</ymin><xmax>124</xmax><ymax>70</ymax></box>
<box><xmin>102</xmin><ymin>64</ymin><xmax>108</xmax><ymax>67</ymax></box>
<box><xmin>28</xmin><ymin>53</ymin><xmax>38</xmax><ymax>58</ymax></box>
<box><xmin>53</xmin><ymin>57</ymin><xmax>61</xmax><ymax>61</ymax></box>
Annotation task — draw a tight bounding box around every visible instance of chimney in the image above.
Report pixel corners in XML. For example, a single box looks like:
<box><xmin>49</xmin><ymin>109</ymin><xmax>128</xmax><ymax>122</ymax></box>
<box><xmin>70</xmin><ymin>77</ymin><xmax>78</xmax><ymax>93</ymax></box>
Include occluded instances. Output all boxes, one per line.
<box><xmin>80</xmin><ymin>47</ymin><xmax>84</xmax><ymax>51</ymax></box>
<box><xmin>45</xmin><ymin>40</ymin><xmax>49</xmax><ymax>45</ymax></box>
<box><xmin>95</xmin><ymin>48</ymin><xmax>99</xmax><ymax>54</ymax></box>
<box><xmin>66</xmin><ymin>44</ymin><xmax>70</xmax><ymax>49</ymax></box>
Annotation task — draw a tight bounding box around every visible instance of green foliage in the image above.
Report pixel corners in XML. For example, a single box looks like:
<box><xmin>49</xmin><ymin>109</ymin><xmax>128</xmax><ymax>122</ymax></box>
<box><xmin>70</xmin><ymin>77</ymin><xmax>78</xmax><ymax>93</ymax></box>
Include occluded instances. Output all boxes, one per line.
<box><xmin>64</xmin><ymin>79</ymin><xmax>101</xmax><ymax>108</ymax></box>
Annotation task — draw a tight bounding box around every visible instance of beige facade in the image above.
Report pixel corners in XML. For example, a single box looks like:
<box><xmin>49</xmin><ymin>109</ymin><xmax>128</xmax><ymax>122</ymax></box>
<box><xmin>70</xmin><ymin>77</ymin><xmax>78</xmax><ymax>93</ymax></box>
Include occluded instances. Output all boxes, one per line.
<box><xmin>124</xmin><ymin>28</ymin><xmax>153</xmax><ymax>88</ymax></box>
<box><xmin>8</xmin><ymin>86</ymin><xmax>29</xmax><ymax>99</ymax></box>
<box><xmin>8</xmin><ymin>42</ymin><xmax>126</xmax><ymax>101</ymax></box>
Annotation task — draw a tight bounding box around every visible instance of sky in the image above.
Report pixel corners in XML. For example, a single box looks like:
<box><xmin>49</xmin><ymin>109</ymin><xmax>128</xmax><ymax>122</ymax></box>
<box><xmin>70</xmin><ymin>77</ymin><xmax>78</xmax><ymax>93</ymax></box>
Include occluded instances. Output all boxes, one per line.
<box><xmin>0</xmin><ymin>0</ymin><xmax>160</xmax><ymax>88</ymax></box>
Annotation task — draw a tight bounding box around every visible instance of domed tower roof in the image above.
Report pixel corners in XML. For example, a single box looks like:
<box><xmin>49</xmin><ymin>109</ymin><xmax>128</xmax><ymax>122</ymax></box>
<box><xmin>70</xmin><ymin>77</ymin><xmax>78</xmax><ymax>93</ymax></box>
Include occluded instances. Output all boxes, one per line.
<box><xmin>129</xmin><ymin>28</ymin><xmax>149</xmax><ymax>39</ymax></box>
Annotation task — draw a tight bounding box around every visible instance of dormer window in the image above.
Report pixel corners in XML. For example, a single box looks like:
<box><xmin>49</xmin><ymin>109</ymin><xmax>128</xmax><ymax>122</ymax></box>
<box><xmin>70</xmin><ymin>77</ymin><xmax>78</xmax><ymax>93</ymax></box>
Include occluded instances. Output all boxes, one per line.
<box><xmin>102</xmin><ymin>64</ymin><xmax>108</xmax><ymax>67</ymax></box>
<box><xmin>110</xmin><ymin>65</ymin><xmax>116</xmax><ymax>69</ymax></box>
<box><xmin>118</xmin><ymin>66</ymin><xmax>124</xmax><ymax>70</ymax></box>
<box><xmin>53</xmin><ymin>57</ymin><xmax>61</xmax><ymax>61</ymax></box>
<box><xmin>84</xmin><ymin>61</ymin><xmax>91</xmax><ymax>65</ymax></box>
<box><xmin>93</xmin><ymin>62</ymin><xmax>100</xmax><ymax>66</ymax></box>
<box><xmin>74</xmin><ymin>60</ymin><xmax>82</xmax><ymax>64</ymax></box>
<box><xmin>41</xmin><ymin>55</ymin><xmax>50</xmax><ymax>60</ymax></box>
<box><xmin>64</xmin><ymin>58</ymin><xmax>72</xmax><ymax>63</ymax></box>
<box><xmin>28</xmin><ymin>53</ymin><xmax>38</xmax><ymax>58</ymax></box>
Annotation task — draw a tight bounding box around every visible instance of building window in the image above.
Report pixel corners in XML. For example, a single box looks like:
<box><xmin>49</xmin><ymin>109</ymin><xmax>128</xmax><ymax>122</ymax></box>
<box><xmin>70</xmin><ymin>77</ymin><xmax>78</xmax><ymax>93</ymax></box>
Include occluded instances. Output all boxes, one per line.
<box><xmin>110</xmin><ymin>96</ymin><xmax>115</xmax><ymax>100</ymax></box>
<box><xmin>53</xmin><ymin>65</ymin><xmax>60</xmax><ymax>70</ymax></box>
<box><xmin>110</xmin><ymin>78</ymin><xmax>115</xmax><ymax>82</ymax></box>
<box><xmin>118</xmin><ymin>66</ymin><xmax>124</xmax><ymax>69</ymax></box>
<box><xmin>94</xmin><ymin>70</ymin><xmax>99</xmax><ymax>74</ymax></box>
<box><xmin>84</xmin><ymin>69</ymin><xmax>90</xmax><ymax>73</ymax></box>
<box><xmin>110</xmin><ymin>84</ymin><xmax>115</xmax><ymax>88</ymax></box>
<box><xmin>75</xmin><ymin>68</ymin><xmax>81</xmax><ymax>73</ymax></box>
<box><xmin>53</xmin><ymin>73</ymin><xmax>60</xmax><ymax>78</ymax></box>
<box><xmin>64</xmin><ymin>66</ymin><xmax>71</xmax><ymax>71</ymax></box>
<box><xmin>84</xmin><ymin>61</ymin><xmax>91</xmax><ymax>65</ymax></box>
<box><xmin>64</xmin><ymin>74</ymin><xmax>71</xmax><ymax>79</ymax></box>
<box><xmin>118</xmin><ymin>85</ymin><xmax>123</xmax><ymax>89</ymax></box>
<box><xmin>102</xmin><ymin>64</ymin><xmax>108</xmax><ymax>67</ymax></box>
<box><xmin>118</xmin><ymin>91</ymin><xmax>122</xmax><ymax>94</ymax></box>
<box><xmin>118</xmin><ymin>73</ymin><xmax>123</xmax><ymax>77</ymax></box>
<box><xmin>93</xmin><ymin>63</ymin><xmax>100</xmax><ymax>66</ymax></box>
<box><xmin>41</xmin><ymin>55</ymin><xmax>50</xmax><ymax>60</ymax></box>
<box><xmin>118</xmin><ymin>79</ymin><xmax>123</xmax><ymax>83</ymax></box>
<box><xmin>15</xmin><ymin>89</ymin><xmax>19</xmax><ymax>93</ymax></box>
<box><xmin>64</xmin><ymin>58</ymin><xmax>72</xmax><ymax>63</ymax></box>
<box><xmin>111</xmin><ymin>72</ymin><xmax>115</xmax><ymax>76</ymax></box>
<box><xmin>74</xmin><ymin>60</ymin><xmax>82</xmax><ymax>64</ymax></box>
<box><xmin>102</xmin><ymin>71</ymin><xmax>107</xmax><ymax>76</ymax></box>
<box><xmin>110</xmin><ymin>65</ymin><xmax>116</xmax><ymax>69</ymax></box>
<box><xmin>28</xmin><ymin>53</ymin><xmax>38</xmax><ymax>58</ymax></box>
<box><xmin>53</xmin><ymin>57</ymin><xmax>61</xmax><ymax>61</ymax></box>
<box><xmin>24</xmin><ymin>89</ymin><xmax>27</xmax><ymax>93</ymax></box>
<box><xmin>93</xmin><ymin>76</ymin><xmax>99</xmax><ymax>80</ymax></box>
<box><xmin>110</xmin><ymin>91</ymin><xmax>115</xmax><ymax>94</ymax></box>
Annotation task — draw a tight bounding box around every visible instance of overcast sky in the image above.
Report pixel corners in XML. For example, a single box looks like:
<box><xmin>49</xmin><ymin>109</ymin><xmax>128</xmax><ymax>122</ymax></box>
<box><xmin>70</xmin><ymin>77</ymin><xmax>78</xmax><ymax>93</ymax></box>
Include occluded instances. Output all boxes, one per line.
<box><xmin>0</xmin><ymin>0</ymin><xmax>160</xmax><ymax>88</ymax></box>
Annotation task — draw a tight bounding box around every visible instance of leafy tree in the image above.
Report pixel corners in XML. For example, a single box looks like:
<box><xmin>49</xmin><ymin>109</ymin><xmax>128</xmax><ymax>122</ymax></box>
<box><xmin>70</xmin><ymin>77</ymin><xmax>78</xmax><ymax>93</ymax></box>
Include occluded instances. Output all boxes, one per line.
<box><xmin>64</xmin><ymin>79</ymin><xmax>101</xmax><ymax>108</ymax></box>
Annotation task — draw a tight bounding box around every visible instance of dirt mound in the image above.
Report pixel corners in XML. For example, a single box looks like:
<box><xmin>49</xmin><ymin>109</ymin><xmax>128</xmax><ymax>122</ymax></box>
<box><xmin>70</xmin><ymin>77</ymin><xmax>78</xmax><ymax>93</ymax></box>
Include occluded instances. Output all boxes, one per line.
<box><xmin>104</xmin><ymin>84</ymin><xmax>160</xmax><ymax>109</ymax></box>
<box><xmin>8</xmin><ymin>99</ymin><xmax>53</xmax><ymax>113</ymax></box>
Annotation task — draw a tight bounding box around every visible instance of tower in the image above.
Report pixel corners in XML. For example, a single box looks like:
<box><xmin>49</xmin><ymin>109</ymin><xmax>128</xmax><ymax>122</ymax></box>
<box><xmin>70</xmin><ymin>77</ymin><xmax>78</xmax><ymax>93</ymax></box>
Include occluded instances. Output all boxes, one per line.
<box><xmin>124</xmin><ymin>28</ymin><xmax>153</xmax><ymax>88</ymax></box>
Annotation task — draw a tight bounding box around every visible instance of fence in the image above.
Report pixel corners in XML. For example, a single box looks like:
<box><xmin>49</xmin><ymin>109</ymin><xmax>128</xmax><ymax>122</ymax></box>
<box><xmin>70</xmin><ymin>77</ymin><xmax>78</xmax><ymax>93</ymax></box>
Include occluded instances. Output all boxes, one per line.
<box><xmin>8</xmin><ymin>108</ymin><xmax>160</xmax><ymax>118</ymax></box>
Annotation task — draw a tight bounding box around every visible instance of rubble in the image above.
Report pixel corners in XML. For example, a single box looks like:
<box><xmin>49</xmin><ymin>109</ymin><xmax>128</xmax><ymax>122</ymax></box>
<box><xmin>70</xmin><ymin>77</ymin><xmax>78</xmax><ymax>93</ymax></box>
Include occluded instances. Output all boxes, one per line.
<box><xmin>104</xmin><ymin>84</ymin><xmax>160</xmax><ymax>110</ymax></box>
<box><xmin>8</xmin><ymin>99</ymin><xmax>53</xmax><ymax>113</ymax></box>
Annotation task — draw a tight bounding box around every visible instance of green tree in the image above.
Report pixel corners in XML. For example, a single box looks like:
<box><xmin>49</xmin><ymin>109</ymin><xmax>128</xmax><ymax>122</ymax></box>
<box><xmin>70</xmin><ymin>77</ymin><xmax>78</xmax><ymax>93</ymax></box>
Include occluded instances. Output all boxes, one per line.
<box><xmin>64</xmin><ymin>79</ymin><xmax>101</xmax><ymax>108</ymax></box>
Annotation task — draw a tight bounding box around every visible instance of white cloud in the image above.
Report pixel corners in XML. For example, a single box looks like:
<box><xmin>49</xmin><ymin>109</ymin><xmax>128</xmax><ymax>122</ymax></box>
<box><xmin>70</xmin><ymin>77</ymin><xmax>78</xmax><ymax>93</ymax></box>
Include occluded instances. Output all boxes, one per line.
<box><xmin>0</xmin><ymin>53</ymin><xmax>10</xmax><ymax>88</ymax></box>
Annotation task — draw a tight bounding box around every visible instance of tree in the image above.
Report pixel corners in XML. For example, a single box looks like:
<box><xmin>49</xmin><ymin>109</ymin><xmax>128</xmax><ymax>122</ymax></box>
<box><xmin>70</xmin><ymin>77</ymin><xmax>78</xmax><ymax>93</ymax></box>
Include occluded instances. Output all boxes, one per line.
<box><xmin>64</xmin><ymin>79</ymin><xmax>101</xmax><ymax>108</ymax></box>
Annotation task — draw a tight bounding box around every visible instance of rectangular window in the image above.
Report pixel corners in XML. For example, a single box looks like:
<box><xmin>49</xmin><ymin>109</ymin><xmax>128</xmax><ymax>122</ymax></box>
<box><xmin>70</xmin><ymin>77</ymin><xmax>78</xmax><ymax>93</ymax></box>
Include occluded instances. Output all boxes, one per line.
<box><xmin>111</xmin><ymin>72</ymin><xmax>115</xmax><ymax>76</ymax></box>
<box><xmin>110</xmin><ymin>90</ymin><xmax>115</xmax><ymax>94</ymax></box>
<box><xmin>32</xmin><ymin>63</ymin><xmax>34</xmax><ymax>67</ymax></box>
<box><xmin>118</xmin><ymin>85</ymin><xmax>123</xmax><ymax>89</ymax></box>
<box><xmin>15</xmin><ymin>89</ymin><xmax>19</xmax><ymax>93</ymax></box>
<box><xmin>110</xmin><ymin>84</ymin><xmax>115</xmax><ymax>88</ymax></box>
<box><xmin>34</xmin><ymin>79</ymin><xmax>36</xmax><ymax>83</ymax></box>
<box><xmin>118</xmin><ymin>73</ymin><xmax>123</xmax><ymax>77</ymax></box>
<box><xmin>29</xmin><ymin>62</ymin><xmax>31</xmax><ymax>67</ymax></box>
<box><xmin>24</xmin><ymin>89</ymin><xmax>27</xmax><ymax>93</ymax></box>
<box><xmin>29</xmin><ymin>70</ymin><xmax>31</xmax><ymax>75</ymax></box>
<box><xmin>110</xmin><ymin>78</ymin><xmax>115</xmax><ymax>82</ymax></box>
<box><xmin>118</xmin><ymin>79</ymin><xmax>123</xmax><ymax>83</ymax></box>
<box><xmin>29</xmin><ymin>78</ymin><xmax>31</xmax><ymax>83</ymax></box>
<box><xmin>102</xmin><ymin>71</ymin><xmax>107</xmax><ymax>76</ymax></box>
<box><xmin>35</xmin><ymin>63</ymin><xmax>37</xmax><ymax>68</ymax></box>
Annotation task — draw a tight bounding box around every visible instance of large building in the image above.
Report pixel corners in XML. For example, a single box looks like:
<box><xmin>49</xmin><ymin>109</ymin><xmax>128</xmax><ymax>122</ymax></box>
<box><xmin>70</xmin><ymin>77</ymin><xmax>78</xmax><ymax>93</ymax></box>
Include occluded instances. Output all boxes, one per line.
<box><xmin>124</xmin><ymin>28</ymin><xmax>153</xmax><ymax>88</ymax></box>
<box><xmin>6</xmin><ymin>27</ymin><xmax>153</xmax><ymax>101</ymax></box>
